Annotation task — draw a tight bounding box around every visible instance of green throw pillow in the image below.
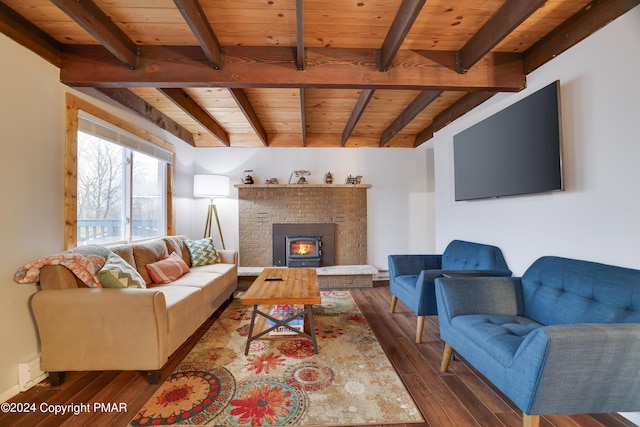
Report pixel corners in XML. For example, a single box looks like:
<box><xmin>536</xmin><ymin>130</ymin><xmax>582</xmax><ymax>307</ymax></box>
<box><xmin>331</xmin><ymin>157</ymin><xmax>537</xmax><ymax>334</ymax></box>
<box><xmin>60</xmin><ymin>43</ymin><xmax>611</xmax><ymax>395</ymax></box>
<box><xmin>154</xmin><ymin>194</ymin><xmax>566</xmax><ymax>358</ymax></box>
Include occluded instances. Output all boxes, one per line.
<box><xmin>98</xmin><ymin>252</ymin><xmax>146</xmax><ymax>288</ymax></box>
<box><xmin>185</xmin><ymin>237</ymin><xmax>220</xmax><ymax>266</ymax></box>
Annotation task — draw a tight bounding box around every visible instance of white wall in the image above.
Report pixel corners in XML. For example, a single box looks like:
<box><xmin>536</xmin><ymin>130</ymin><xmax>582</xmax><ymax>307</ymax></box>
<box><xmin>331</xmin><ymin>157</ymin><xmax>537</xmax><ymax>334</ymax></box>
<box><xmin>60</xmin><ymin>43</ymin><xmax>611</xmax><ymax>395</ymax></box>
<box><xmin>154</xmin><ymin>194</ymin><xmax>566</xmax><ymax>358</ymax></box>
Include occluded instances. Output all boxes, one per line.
<box><xmin>0</xmin><ymin>34</ymin><xmax>188</xmax><ymax>400</ymax></box>
<box><xmin>0</xmin><ymin>33</ymin><xmax>67</xmax><ymax>402</ymax></box>
<box><xmin>177</xmin><ymin>146</ymin><xmax>435</xmax><ymax>269</ymax></box>
<box><xmin>432</xmin><ymin>7</ymin><xmax>640</xmax><ymax>276</ymax></box>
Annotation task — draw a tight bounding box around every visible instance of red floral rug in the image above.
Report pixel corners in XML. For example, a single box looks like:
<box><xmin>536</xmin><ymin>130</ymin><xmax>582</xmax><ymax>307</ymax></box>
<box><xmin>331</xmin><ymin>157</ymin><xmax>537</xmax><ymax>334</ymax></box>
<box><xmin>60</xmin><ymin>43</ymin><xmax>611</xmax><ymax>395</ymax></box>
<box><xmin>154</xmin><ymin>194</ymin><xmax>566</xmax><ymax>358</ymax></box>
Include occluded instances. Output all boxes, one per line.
<box><xmin>129</xmin><ymin>290</ymin><xmax>424</xmax><ymax>426</ymax></box>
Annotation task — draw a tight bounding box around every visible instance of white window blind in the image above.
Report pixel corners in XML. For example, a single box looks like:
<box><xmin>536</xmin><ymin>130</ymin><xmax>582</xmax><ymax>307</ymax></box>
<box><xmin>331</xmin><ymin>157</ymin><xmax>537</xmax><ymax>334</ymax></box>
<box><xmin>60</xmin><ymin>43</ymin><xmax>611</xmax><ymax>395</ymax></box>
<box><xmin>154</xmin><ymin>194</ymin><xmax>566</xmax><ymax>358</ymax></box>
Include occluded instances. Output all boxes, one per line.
<box><xmin>78</xmin><ymin>113</ymin><xmax>173</xmax><ymax>164</ymax></box>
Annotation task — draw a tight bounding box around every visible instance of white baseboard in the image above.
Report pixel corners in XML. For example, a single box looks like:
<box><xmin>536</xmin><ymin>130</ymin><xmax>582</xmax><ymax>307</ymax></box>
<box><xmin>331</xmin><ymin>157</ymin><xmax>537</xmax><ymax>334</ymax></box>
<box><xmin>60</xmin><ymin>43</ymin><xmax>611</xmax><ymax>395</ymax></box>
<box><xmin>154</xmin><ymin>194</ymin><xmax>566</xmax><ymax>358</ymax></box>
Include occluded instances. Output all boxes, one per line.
<box><xmin>0</xmin><ymin>384</ymin><xmax>20</xmax><ymax>404</ymax></box>
<box><xmin>18</xmin><ymin>356</ymin><xmax>48</xmax><ymax>392</ymax></box>
<box><xmin>620</xmin><ymin>412</ymin><xmax>640</xmax><ymax>426</ymax></box>
<box><xmin>0</xmin><ymin>354</ymin><xmax>49</xmax><ymax>403</ymax></box>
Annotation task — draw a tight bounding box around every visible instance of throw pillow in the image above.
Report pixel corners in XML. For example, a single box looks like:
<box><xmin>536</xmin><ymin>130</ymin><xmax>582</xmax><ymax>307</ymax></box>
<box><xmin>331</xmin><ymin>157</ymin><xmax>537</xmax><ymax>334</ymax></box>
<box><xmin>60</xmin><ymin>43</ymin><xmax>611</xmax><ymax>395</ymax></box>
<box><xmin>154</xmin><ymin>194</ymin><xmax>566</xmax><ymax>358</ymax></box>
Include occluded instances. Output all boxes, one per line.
<box><xmin>145</xmin><ymin>252</ymin><xmax>191</xmax><ymax>284</ymax></box>
<box><xmin>98</xmin><ymin>252</ymin><xmax>146</xmax><ymax>289</ymax></box>
<box><xmin>184</xmin><ymin>237</ymin><xmax>221</xmax><ymax>267</ymax></box>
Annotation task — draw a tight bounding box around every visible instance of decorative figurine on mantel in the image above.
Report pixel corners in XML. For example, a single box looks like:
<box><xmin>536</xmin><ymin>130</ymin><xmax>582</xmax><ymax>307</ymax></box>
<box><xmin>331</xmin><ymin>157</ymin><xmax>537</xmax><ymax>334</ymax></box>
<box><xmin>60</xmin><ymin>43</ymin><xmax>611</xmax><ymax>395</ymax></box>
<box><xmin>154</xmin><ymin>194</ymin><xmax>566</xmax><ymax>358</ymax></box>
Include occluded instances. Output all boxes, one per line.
<box><xmin>289</xmin><ymin>170</ymin><xmax>311</xmax><ymax>184</ymax></box>
<box><xmin>345</xmin><ymin>175</ymin><xmax>362</xmax><ymax>185</ymax></box>
<box><xmin>241</xmin><ymin>170</ymin><xmax>255</xmax><ymax>184</ymax></box>
<box><xmin>325</xmin><ymin>172</ymin><xmax>334</xmax><ymax>184</ymax></box>
<box><xmin>265</xmin><ymin>178</ymin><xmax>278</xmax><ymax>184</ymax></box>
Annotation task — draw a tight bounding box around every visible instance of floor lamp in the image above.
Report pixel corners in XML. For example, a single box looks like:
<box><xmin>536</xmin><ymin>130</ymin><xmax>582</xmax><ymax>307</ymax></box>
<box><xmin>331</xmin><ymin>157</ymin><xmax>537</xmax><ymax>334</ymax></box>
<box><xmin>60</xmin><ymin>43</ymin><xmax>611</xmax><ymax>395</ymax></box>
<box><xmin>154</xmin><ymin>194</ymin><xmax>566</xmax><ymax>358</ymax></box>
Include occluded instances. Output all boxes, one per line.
<box><xmin>193</xmin><ymin>174</ymin><xmax>230</xmax><ymax>249</ymax></box>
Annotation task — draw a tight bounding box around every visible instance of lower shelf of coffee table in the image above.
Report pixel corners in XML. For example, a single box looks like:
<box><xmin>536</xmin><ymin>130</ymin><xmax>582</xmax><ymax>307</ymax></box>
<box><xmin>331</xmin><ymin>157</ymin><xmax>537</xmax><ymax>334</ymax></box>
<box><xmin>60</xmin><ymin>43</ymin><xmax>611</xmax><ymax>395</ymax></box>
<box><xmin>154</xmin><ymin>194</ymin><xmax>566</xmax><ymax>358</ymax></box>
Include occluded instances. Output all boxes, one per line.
<box><xmin>251</xmin><ymin>305</ymin><xmax>311</xmax><ymax>341</ymax></box>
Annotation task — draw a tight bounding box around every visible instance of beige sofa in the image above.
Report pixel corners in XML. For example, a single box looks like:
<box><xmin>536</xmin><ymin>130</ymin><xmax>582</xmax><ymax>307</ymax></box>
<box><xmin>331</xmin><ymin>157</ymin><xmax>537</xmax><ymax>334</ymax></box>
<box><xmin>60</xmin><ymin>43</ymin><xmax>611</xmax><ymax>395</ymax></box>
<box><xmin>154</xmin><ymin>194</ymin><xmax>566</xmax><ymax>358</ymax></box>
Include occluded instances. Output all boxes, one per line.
<box><xmin>30</xmin><ymin>235</ymin><xmax>237</xmax><ymax>385</ymax></box>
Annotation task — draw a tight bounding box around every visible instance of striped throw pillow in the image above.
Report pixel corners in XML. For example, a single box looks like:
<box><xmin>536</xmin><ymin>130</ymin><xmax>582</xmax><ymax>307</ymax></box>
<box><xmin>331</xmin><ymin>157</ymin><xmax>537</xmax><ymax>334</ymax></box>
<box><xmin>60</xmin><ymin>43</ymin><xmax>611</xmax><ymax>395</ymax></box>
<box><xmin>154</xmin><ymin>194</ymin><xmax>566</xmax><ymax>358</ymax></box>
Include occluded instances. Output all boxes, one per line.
<box><xmin>145</xmin><ymin>252</ymin><xmax>190</xmax><ymax>284</ymax></box>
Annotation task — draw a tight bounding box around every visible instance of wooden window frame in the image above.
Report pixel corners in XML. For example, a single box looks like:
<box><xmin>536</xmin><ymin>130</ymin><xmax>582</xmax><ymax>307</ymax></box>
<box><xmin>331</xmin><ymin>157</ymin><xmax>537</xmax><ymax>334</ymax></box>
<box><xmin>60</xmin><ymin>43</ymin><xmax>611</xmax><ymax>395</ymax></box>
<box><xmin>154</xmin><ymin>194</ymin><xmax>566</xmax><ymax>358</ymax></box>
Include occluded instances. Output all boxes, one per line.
<box><xmin>65</xmin><ymin>93</ymin><xmax>175</xmax><ymax>250</ymax></box>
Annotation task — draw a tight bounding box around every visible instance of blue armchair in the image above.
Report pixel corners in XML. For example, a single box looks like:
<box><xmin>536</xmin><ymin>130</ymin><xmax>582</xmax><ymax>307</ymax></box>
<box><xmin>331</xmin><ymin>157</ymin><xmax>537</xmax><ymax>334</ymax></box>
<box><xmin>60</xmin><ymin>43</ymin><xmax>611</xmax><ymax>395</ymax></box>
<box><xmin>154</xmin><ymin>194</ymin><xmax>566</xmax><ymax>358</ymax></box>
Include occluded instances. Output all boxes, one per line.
<box><xmin>388</xmin><ymin>240</ymin><xmax>511</xmax><ymax>342</ymax></box>
<box><xmin>435</xmin><ymin>256</ymin><xmax>640</xmax><ymax>427</ymax></box>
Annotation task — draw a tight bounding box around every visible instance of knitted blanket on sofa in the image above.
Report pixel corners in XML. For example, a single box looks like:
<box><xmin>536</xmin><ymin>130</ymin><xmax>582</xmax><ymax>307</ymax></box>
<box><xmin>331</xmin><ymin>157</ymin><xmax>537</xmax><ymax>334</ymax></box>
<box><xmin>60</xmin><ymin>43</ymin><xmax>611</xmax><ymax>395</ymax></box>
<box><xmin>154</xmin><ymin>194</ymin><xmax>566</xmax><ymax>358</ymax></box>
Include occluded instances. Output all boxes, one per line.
<box><xmin>15</xmin><ymin>245</ymin><xmax>111</xmax><ymax>288</ymax></box>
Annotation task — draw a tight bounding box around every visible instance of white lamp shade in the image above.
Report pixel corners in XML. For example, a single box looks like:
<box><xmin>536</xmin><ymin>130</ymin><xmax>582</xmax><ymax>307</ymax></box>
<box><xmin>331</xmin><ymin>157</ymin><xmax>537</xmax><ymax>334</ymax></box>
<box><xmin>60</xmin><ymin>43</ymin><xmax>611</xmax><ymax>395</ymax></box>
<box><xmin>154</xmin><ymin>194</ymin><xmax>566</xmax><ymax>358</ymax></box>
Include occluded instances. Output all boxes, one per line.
<box><xmin>193</xmin><ymin>174</ymin><xmax>230</xmax><ymax>198</ymax></box>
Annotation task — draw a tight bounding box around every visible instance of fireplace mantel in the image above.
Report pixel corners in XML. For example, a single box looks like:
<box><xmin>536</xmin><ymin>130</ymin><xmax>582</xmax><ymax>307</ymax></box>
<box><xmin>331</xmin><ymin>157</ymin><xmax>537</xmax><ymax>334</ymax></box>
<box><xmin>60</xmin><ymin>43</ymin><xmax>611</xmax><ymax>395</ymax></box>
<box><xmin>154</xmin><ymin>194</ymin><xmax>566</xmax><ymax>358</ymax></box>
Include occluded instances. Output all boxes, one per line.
<box><xmin>235</xmin><ymin>184</ymin><xmax>371</xmax><ymax>189</ymax></box>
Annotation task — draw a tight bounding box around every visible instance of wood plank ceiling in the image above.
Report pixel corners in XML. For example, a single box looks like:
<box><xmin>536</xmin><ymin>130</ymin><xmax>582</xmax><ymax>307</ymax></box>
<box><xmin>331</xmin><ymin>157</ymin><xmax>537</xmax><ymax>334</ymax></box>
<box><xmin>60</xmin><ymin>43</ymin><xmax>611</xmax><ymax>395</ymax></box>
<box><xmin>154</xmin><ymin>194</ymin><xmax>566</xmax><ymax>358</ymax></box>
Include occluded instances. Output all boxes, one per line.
<box><xmin>1</xmin><ymin>0</ymin><xmax>638</xmax><ymax>148</ymax></box>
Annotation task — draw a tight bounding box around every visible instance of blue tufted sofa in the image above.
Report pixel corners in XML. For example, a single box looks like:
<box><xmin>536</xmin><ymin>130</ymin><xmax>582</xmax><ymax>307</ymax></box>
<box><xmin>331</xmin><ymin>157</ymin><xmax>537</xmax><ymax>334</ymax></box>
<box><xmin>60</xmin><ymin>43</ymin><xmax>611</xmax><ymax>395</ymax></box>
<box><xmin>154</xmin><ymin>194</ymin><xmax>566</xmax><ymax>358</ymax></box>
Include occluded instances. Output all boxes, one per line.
<box><xmin>435</xmin><ymin>256</ymin><xmax>640</xmax><ymax>427</ymax></box>
<box><xmin>388</xmin><ymin>240</ymin><xmax>511</xmax><ymax>342</ymax></box>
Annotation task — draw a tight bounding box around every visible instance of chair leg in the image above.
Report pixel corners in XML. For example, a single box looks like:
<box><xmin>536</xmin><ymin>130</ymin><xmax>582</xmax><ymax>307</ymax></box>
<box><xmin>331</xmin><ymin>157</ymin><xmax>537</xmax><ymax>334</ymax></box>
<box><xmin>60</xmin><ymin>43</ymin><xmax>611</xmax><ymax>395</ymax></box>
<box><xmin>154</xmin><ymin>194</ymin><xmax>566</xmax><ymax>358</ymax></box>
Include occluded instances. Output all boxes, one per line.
<box><xmin>523</xmin><ymin>413</ymin><xmax>540</xmax><ymax>427</ymax></box>
<box><xmin>390</xmin><ymin>294</ymin><xmax>398</xmax><ymax>313</ymax></box>
<box><xmin>415</xmin><ymin>316</ymin><xmax>425</xmax><ymax>342</ymax></box>
<box><xmin>441</xmin><ymin>343</ymin><xmax>454</xmax><ymax>372</ymax></box>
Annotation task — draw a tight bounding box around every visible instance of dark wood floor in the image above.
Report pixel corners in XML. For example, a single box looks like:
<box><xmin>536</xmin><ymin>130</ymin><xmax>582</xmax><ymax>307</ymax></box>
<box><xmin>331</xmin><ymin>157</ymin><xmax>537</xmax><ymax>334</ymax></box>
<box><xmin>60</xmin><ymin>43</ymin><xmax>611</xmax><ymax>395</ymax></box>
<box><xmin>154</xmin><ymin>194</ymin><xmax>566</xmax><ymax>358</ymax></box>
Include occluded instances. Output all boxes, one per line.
<box><xmin>1</xmin><ymin>284</ymin><xmax>636</xmax><ymax>427</ymax></box>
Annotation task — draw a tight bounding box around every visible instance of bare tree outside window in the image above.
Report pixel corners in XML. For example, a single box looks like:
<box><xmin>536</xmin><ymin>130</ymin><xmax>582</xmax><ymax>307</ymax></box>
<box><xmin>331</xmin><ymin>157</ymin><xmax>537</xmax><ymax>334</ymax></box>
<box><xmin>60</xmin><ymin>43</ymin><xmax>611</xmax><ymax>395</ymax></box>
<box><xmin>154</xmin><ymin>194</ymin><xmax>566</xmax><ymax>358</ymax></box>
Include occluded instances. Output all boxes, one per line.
<box><xmin>76</xmin><ymin>131</ymin><xmax>166</xmax><ymax>245</ymax></box>
<box><xmin>77</xmin><ymin>132</ymin><xmax>125</xmax><ymax>244</ymax></box>
<box><xmin>132</xmin><ymin>151</ymin><xmax>164</xmax><ymax>240</ymax></box>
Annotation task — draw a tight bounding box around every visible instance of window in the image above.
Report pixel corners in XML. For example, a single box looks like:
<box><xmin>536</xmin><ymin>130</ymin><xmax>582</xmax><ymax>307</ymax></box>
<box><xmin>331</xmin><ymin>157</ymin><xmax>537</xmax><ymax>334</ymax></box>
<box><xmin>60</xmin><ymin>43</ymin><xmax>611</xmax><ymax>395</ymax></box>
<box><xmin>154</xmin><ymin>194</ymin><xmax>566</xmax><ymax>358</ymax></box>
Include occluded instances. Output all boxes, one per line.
<box><xmin>77</xmin><ymin>131</ymin><xmax>126</xmax><ymax>244</ymax></box>
<box><xmin>65</xmin><ymin>94</ymin><xmax>175</xmax><ymax>249</ymax></box>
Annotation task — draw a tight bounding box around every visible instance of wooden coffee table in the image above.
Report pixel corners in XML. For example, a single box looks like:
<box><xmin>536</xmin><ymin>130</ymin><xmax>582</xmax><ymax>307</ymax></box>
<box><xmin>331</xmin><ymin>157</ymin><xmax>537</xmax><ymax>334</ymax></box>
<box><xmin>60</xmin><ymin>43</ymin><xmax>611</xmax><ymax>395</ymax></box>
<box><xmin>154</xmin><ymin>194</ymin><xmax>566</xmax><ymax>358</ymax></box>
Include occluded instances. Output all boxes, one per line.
<box><xmin>241</xmin><ymin>268</ymin><xmax>321</xmax><ymax>355</ymax></box>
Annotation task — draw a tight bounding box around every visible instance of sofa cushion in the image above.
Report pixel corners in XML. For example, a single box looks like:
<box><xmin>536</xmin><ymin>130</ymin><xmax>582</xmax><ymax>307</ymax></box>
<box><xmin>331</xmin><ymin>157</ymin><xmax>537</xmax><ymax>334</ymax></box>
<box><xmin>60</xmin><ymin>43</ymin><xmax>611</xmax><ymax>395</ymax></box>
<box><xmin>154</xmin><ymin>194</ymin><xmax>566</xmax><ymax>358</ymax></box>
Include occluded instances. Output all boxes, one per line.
<box><xmin>163</xmin><ymin>235</ymin><xmax>192</xmax><ymax>266</ymax></box>
<box><xmin>146</xmin><ymin>252</ymin><xmax>191</xmax><ymax>285</ymax></box>
<box><xmin>185</xmin><ymin>237</ymin><xmax>220</xmax><ymax>266</ymax></box>
<box><xmin>132</xmin><ymin>239</ymin><xmax>170</xmax><ymax>285</ymax></box>
<box><xmin>98</xmin><ymin>252</ymin><xmax>146</xmax><ymax>289</ymax></box>
<box><xmin>168</xmin><ymin>271</ymin><xmax>227</xmax><ymax>306</ymax></box>
<box><xmin>191</xmin><ymin>262</ymin><xmax>237</xmax><ymax>287</ymax></box>
<box><xmin>451</xmin><ymin>314</ymin><xmax>543</xmax><ymax>366</ymax></box>
<box><xmin>107</xmin><ymin>244</ymin><xmax>136</xmax><ymax>270</ymax></box>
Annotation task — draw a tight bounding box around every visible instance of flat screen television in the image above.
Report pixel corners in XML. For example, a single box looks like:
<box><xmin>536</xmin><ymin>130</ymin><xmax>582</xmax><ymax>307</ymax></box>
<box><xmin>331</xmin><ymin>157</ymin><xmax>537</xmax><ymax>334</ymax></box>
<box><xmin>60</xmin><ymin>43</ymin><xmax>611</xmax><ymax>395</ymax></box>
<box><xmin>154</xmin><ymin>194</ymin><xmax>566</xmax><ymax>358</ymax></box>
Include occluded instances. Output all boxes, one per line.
<box><xmin>453</xmin><ymin>80</ymin><xmax>563</xmax><ymax>201</ymax></box>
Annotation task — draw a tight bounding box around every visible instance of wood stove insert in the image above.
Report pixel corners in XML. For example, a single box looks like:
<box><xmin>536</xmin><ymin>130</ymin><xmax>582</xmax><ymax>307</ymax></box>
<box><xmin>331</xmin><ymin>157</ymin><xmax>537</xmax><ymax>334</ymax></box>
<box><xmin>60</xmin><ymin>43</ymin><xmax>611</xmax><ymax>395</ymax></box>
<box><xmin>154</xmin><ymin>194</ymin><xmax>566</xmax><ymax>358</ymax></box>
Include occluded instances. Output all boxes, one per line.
<box><xmin>273</xmin><ymin>223</ymin><xmax>335</xmax><ymax>267</ymax></box>
<box><xmin>286</xmin><ymin>236</ymin><xmax>322</xmax><ymax>267</ymax></box>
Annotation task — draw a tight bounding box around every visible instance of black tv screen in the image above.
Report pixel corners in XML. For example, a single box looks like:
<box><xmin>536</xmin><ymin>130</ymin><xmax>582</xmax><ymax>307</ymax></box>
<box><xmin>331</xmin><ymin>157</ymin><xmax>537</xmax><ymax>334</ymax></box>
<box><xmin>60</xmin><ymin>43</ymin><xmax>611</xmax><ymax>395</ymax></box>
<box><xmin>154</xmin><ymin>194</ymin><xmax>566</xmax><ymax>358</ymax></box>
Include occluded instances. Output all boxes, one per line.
<box><xmin>454</xmin><ymin>81</ymin><xmax>563</xmax><ymax>201</ymax></box>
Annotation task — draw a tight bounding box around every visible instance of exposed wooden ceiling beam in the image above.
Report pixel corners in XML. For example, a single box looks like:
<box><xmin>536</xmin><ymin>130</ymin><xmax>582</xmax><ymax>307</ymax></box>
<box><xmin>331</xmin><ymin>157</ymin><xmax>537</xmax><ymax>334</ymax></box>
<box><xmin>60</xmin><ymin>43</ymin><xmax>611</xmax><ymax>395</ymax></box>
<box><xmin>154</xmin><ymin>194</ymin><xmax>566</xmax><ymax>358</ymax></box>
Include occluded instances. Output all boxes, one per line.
<box><xmin>413</xmin><ymin>0</ymin><xmax>637</xmax><ymax>146</ymax></box>
<box><xmin>80</xmin><ymin>88</ymin><xmax>196</xmax><ymax>147</ymax></box>
<box><xmin>60</xmin><ymin>46</ymin><xmax>525</xmax><ymax>92</ymax></box>
<box><xmin>173</xmin><ymin>0</ymin><xmax>223</xmax><ymax>69</ymax></box>
<box><xmin>413</xmin><ymin>124</ymin><xmax>432</xmax><ymax>148</ymax></box>
<box><xmin>0</xmin><ymin>2</ymin><xmax>62</xmax><ymax>67</ymax></box>
<box><xmin>379</xmin><ymin>0</ymin><xmax>427</xmax><ymax>72</ymax></box>
<box><xmin>380</xmin><ymin>90</ymin><xmax>442</xmax><ymax>147</ymax></box>
<box><xmin>456</xmin><ymin>0</ymin><xmax>546</xmax><ymax>74</ymax></box>
<box><xmin>342</xmin><ymin>89</ymin><xmax>375</xmax><ymax>146</ymax></box>
<box><xmin>523</xmin><ymin>0</ymin><xmax>640</xmax><ymax>74</ymax></box>
<box><xmin>414</xmin><ymin>91</ymin><xmax>496</xmax><ymax>146</ymax></box>
<box><xmin>158</xmin><ymin>88</ymin><xmax>230</xmax><ymax>146</ymax></box>
<box><xmin>300</xmin><ymin>88</ymin><xmax>307</xmax><ymax>146</ymax></box>
<box><xmin>51</xmin><ymin>0</ymin><xmax>139</xmax><ymax>69</ymax></box>
<box><xmin>228</xmin><ymin>88</ymin><xmax>268</xmax><ymax>146</ymax></box>
<box><xmin>433</xmin><ymin>91</ymin><xmax>496</xmax><ymax>131</ymax></box>
<box><xmin>0</xmin><ymin>0</ymin><xmax>633</xmax><ymax>151</ymax></box>
<box><xmin>295</xmin><ymin>0</ymin><xmax>305</xmax><ymax>70</ymax></box>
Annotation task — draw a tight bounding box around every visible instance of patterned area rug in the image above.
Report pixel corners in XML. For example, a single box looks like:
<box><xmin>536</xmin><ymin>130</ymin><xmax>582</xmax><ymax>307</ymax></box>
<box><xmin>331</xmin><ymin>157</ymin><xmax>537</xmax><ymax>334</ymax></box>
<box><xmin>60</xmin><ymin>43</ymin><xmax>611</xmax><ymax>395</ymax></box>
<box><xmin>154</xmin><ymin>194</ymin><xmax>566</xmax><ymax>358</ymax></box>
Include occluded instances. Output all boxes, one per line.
<box><xmin>129</xmin><ymin>290</ymin><xmax>424</xmax><ymax>426</ymax></box>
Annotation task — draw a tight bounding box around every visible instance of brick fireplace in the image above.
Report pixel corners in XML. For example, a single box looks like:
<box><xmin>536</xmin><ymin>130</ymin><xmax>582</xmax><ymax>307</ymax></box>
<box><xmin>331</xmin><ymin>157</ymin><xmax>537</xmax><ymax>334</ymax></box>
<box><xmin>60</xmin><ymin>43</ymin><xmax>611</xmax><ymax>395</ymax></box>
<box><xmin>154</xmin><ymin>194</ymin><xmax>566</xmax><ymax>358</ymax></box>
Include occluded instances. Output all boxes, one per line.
<box><xmin>236</xmin><ymin>184</ymin><xmax>370</xmax><ymax>267</ymax></box>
